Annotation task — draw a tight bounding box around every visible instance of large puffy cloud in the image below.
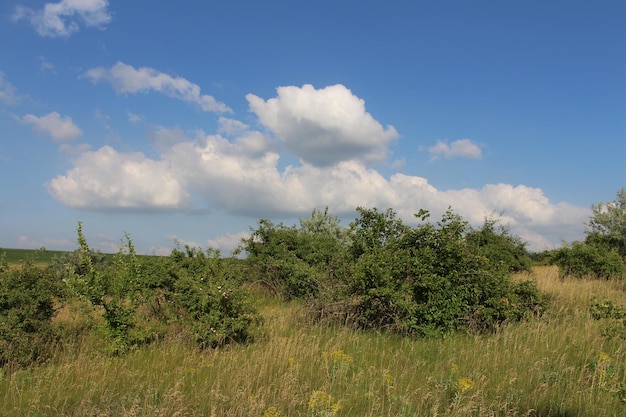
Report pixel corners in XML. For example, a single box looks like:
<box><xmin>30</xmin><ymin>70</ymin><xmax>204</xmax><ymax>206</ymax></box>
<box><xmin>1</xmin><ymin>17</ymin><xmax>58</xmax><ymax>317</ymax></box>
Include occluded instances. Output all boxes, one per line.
<box><xmin>48</xmin><ymin>146</ymin><xmax>190</xmax><ymax>210</ymax></box>
<box><xmin>12</xmin><ymin>0</ymin><xmax>111</xmax><ymax>38</ymax></box>
<box><xmin>83</xmin><ymin>62</ymin><xmax>231</xmax><ymax>113</ymax></box>
<box><xmin>47</xmin><ymin>82</ymin><xmax>589</xmax><ymax>250</ymax></box>
<box><xmin>21</xmin><ymin>112</ymin><xmax>83</xmax><ymax>142</ymax></box>
<box><xmin>247</xmin><ymin>84</ymin><xmax>398</xmax><ymax>166</ymax></box>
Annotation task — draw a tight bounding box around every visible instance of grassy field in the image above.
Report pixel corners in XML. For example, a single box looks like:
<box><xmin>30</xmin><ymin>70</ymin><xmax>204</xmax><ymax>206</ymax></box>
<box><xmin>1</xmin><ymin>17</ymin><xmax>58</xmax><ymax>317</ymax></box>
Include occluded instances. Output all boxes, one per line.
<box><xmin>1</xmin><ymin>266</ymin><xmax>625</xmax><ymax>416</ymax></box>
<box><xmin>1</xmin><ymin>247</ymin><xmax>72</xmax><ymax>266</ymax></box>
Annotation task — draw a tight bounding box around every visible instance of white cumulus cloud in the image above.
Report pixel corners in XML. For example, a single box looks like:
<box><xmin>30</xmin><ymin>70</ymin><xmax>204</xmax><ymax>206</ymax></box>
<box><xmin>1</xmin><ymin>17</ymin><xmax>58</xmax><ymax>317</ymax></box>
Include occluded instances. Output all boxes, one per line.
<box><xmin>247</xmin><ymin>84</ymin><xmax>398</xmax><ymax>166</ymax></box>
<box><xmin>21</xmin><ymin>112</ymin><xmax>83</xmax><ymax>142</ymax></box>
<box><xmin>429</xmin><ymin>139</ymin><xmax>482</xmax><ymax>160</ymax></box>
<box><xmin>48</xmin><ymin>145</ymin><xmax>191</xmax><ymax>210</ymax></box>
<box><xmin>83</xmin><ymin>62</ymin><xmax>231</xmax><ymax>113</ymax></box>
<box><xmin>48</xmin><ymin>125</ymin><xmax>588</xmax><ymax>250</ymax></box>
<box><xmin>46</xmin><ymin>86</ymin><xmax>589</xmax><ymax>251</ymax></box>
<box><xmin>13</xmin><ymin>0</ymin><xmax>112</xmax><ymax>38</ymax></box>
<box><xmin>218</xmin><ymin>117</ymin><xmax>250</xmax><ymax>136</ymax></box>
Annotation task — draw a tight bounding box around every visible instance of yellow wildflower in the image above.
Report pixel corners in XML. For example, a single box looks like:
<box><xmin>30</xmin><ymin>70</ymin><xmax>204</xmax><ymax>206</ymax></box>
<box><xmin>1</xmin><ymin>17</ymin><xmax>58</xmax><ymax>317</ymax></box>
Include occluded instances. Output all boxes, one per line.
<box><xmin>263</xmin><ymin>406</ymin><xmax>281</xmax><ymax>417</ymax></box>
<box><xmin>308</xmin><ymin>390</ymin><xmax>340</xmax><ymax>416</ymax></box>
<box><xmin>598</xmin><ymin>351</ymin><xmax>611</xmax><ymax>364</ymax></box>
<box><xmin>457</xmin><ymin>377</ymin><xmax>475</xmax><ymax>393</ymax></box>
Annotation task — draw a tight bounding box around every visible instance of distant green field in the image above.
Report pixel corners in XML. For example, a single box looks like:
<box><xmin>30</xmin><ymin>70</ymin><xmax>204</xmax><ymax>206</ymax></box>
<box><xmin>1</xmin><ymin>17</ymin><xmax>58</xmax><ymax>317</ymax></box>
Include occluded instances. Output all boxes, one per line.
<box><xmin>0</xmin><ymin>247</ymin><xmax>72</xmax><ymax>265</ymax></box>
<box><xmin>1</xmin><ymin>247</ymin><xmax>164</xmax><ymax>266</ymax></box>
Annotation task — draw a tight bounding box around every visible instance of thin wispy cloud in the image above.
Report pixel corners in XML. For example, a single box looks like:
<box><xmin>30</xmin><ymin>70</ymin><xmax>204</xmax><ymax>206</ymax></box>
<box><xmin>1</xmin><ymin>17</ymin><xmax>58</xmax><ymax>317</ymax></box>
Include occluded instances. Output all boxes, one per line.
<box><xmin>126</xmin><ymin>111</ymin><xmax>142</xmax><ymax>124</ymax></box>
<box><xmin>39</xmin><ymin>56</ymin><xmax>56</xmax><ymax>74</ymax></box>
<box><xmin>83</xmin><ymin>62</ymin><xmax>232</xmax><ymax>113</ymax></box>
<box><xmin>0</xmin><ymin>72</ymin><xmax>19</xmax><ymax>105</ymax></box>
<box><xmin>12</xmin><ymin>0</ymin><xmax>112</xmax><ymax>38</ymax></box>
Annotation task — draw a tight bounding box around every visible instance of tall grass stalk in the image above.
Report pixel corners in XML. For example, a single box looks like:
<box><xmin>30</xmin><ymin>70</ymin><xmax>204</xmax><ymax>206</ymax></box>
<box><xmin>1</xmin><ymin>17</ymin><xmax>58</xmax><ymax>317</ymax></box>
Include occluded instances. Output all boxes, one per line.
<box><xmin>1</xmin><ymin>267</ymin><xmax>625</xmax><ymax>416</ymax></box>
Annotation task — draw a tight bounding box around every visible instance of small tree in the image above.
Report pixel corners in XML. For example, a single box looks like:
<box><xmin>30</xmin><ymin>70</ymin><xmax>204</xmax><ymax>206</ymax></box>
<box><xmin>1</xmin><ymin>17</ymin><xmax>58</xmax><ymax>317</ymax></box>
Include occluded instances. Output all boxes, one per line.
<box><xmin>586</xmin><ymin>187</ymin><xmax>626</xmax><ymax>258</ymax></box>
<box><xmin>552</xmin><ymin>188</ymin><xmax>626</xmax><ymax>279</ymax></box>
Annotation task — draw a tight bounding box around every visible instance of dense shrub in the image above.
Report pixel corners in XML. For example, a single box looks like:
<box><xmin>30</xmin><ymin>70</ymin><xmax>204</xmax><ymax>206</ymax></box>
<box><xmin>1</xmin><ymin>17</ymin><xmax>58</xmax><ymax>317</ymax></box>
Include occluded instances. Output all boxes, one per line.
<box><xmin>546</xmin><ymin>188</ymin><xmax>626</xmax><ymax>280</ymax></box>
<box><xmin>551</xmin><ymin>241</ymin><xmax>625</xmax><ymax>279</ymax></box>
<box><xmin>65</xmin><ymin>224</ymin><xmax>261</xmax><ymax>353</ymax></box>
<box><xmin>465</xmin><ymin>216</ymin><xmax>533</xmax><ymax>273</ymax></box>
<box><xmin>341</xmin><ymin>208</ymin><xmax>545</xmax><ymax>335</ymax></box>
<box><xmin>168</xmin><ymin>246</ymin><xmax>261</xmax><ymax>348</ymax></box>
<box><xmin>0</xmin><ymin>254</ymin><xmax>63</xmax><ymax>368</ymax></box>
<box><xmin>243</xmin><ymin>207</ymin><xmax>546</xmax><ymax>336</ymax></box>
<box><xmin>240</xmin><ymin>210</ymin><xmax>350</xmax><ymax>300</ymax></box>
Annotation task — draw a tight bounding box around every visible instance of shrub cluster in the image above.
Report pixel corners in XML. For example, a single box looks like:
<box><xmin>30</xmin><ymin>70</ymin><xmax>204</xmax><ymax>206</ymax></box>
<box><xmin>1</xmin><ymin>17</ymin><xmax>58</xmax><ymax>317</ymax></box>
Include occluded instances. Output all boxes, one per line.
<box><xmin>241</xmin><ymin>207</ymin><xmax>544</xmax><ymax>336</ymax></box>
<box><xmin>0</xmin><ymin>224</ymin><xmax>261</xmax><ymax>368</ymax></box>
<box><xmin>547</xmin><ymin>187</ymin><xmax>626</xmax><ymax>280</ymax></box>
<box><xmin>550</xmin><ymin>241</ymin><xmax>625</xmax><ymax>280</ymax></box>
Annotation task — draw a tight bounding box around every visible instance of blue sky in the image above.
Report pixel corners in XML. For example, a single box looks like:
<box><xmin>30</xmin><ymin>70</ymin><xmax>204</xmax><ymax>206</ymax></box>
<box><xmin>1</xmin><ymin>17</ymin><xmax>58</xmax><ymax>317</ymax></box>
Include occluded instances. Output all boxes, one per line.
<box><xmin>1</xmin><ymin>0</ymin><xmax>624</xmax><ymax>255</ymax></box>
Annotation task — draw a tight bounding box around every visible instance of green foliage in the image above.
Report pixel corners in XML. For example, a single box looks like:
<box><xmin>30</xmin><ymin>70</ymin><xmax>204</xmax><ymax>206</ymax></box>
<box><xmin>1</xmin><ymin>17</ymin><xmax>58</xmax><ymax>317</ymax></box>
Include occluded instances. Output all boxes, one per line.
<box><xmin>547</xmin><ymin>188</ymin><xmax>626</xmax><ymax>280</ymax></box>
<box><xmin>465</xmin><ymin>215</ymin><xmax>533</xmax><ymax>273</ymax></box>
<box><xmin>63</xmin><ymin>223</ymin><xmax>145</xmax><ymax>354</ymax></box>
<box><xmin>0</xmin><ymin>250</ymin><xmax>7</xmax><ymax>273</ymax></box>
<box><xmin>590</xmin><ymin>298</ymin><xmax>626</xmax><ymax>320</ymax></box>
<box><xmin>0</xmin><ymin>254</ymin><xmax>63</xmax><ymax>368</ymax></box>
<box><xmin>551</xmin><ymin>240</ymin><xmax>625</xmax><ymax>279</ymax></box>
<box><xmin>169</xmin><ymin>246</ymin><xmax>260</xmax><ymax>348</ymax></box>
<box><xmin>243</xmin><ymin>207</ymin><xmax>546</xmax><ymax>336</ymax></box>
<box><xmin>341</xmin><ymin>208</ymin><xmax>545</xmax><ymax>336</ymax></box>
<box><xmin>586</xmin><ymin>187</ymin><xmax>626</xmax><ymax>258</ymax></box>
<box><xmin>64</xmin><ymin>224</ymin><xmax>260</xmax><ymax>354</ymax></box>
<box><xmin>49</xmin><ymin>246</ymin><xmax>107</xmax><ymax>283</ymax></box>
<box><xmin>240</xmin><ymin>210</ymin><xmax>350</xmax><ymax>300</ymax></box>
<box><xmin>589</xmin><ymin>299</ymin><xmax>626</xmax><ymax>340</ymax></box>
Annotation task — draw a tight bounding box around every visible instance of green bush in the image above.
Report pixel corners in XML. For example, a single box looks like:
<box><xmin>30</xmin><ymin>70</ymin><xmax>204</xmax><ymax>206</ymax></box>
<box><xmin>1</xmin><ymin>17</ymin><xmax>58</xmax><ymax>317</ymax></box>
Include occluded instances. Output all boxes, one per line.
<box><xmin>65</xmin><ymin>225</ymin><xmax>261</xmax><ymax>353</ymax></box>
<box><xmin>0</xmin><ymin>255</ymin><xmax>63</xmax><ymax>368</ymax></box>
<box><xmin>240</xmin><ymin>211</ymin><xmax>350</xmax><ymax>300</ymax></box>
<box><xmin>589</xmin><ymin>299</ymin><xmax>626</xmax><ymax>340</ymax></box>
<box><xmin>49</xmin><ymin>247</ymin><xmax>108</xmax><ymax>282</ymax></box>
<box><xmin>245</xmin><ymin>207</ymin><xmax>547</xmax><ymax>336</ymax></box>
<box><xmin>168</xmin><ymin>246</ymin><xmax>261</xmax><ymax>348</ymax></box>
<box><xmin>465</xmin><ymin>216</ymin><xmax>533</xmax><ymax>273</ymax></box>
<box><xmin>551</xmin><ymin>241</ymin><xmax>625</xmax><ymax>279</ymax></box>
<box><xmin>341</xmin><ymin>208</ymin><xmax>546</xmax><ymax>336</ymax></box>
<box><xmin>264</xmin><ymin>208</ymin><xmax>545</xmax><ymax>335</ymax></box>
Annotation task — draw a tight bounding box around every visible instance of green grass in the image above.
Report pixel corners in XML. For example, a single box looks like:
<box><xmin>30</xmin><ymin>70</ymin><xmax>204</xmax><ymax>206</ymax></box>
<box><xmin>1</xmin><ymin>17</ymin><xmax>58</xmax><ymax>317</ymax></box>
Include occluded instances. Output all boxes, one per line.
<box><xmin>1</xmin><ymin>267</ymin><xmax>625</xmax><ymax>416</ymax></box>
<box><xmin>1</xmin><ymin>247</ymin><xmax>71</xmax><ymax>266</ymax></box>
<box><xmin>1</xmin><ymin>247</ymin><xmax>163</xmax><ymax>268</ymax></box>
